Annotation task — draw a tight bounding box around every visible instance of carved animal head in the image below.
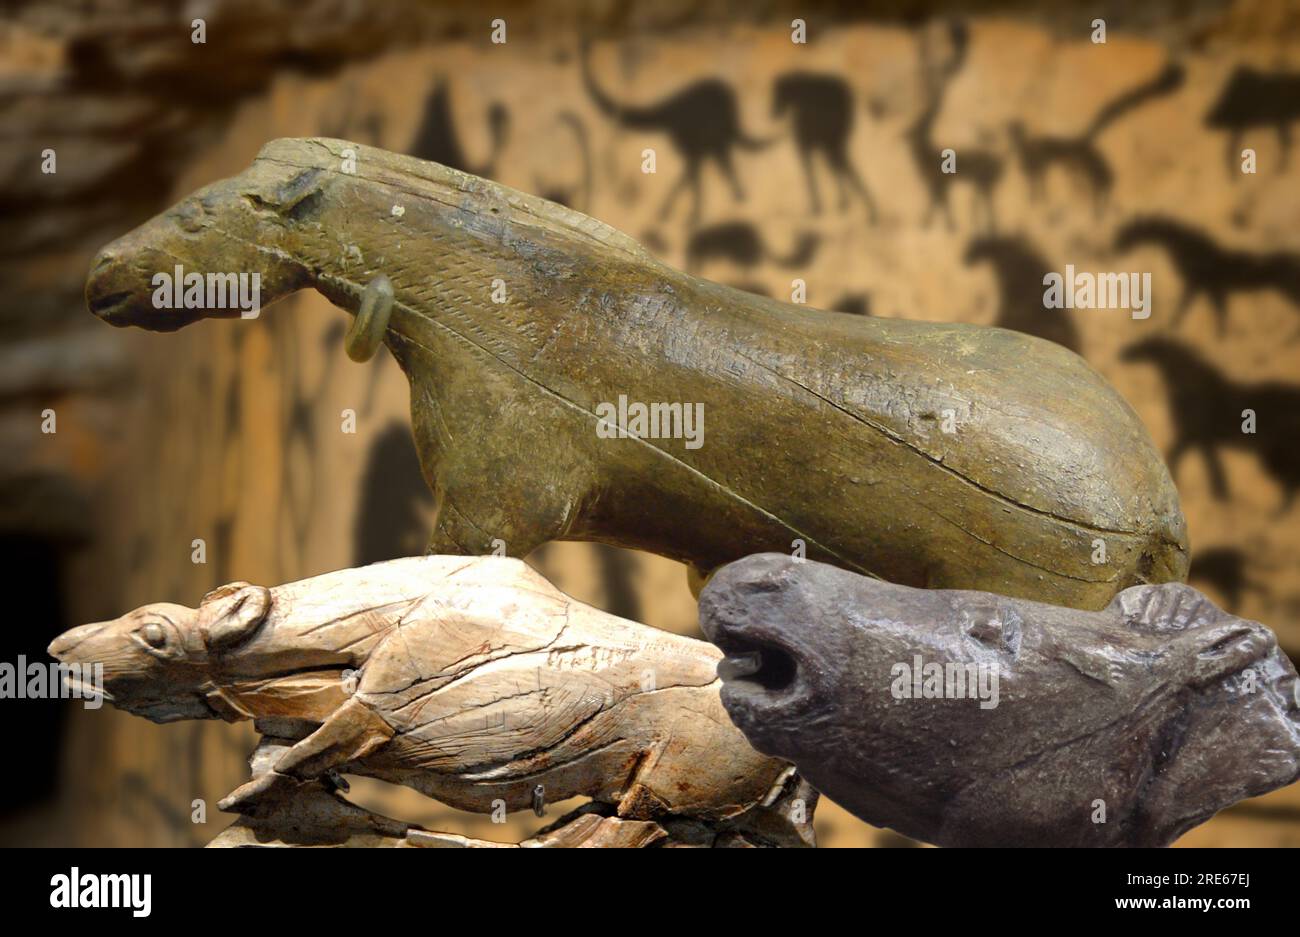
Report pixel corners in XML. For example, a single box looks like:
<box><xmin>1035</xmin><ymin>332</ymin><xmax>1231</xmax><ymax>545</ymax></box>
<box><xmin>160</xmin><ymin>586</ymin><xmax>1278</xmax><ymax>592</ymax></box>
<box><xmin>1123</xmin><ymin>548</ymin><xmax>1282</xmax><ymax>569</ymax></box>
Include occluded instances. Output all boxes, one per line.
<box><xmin>700</xmin><ymin>554</ymin><xmax>1300</xmax><ymax>846</ymax></box>
<box><xmin>48</xmin><ymin>583</ymin><xmax>270</xmax><ymax>722</ymax></box>
<box><xmin>85</xmin><ymin>137</ymin><xmax>647</xmax><ymax>336</ymax></box>
<box><xmin>85</xmin><ymin>150</ymin><xmax>334</xmax><ymax>331</ymax></box>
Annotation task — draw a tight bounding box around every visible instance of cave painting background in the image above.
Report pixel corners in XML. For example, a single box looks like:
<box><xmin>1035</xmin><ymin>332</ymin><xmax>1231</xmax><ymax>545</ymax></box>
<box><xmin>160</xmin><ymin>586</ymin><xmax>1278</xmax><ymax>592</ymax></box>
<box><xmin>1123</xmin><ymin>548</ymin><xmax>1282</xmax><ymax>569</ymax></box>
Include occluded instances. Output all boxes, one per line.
<box><xmin>3</xmin><ymin>0</ymin><xmax>1300</xmax><ymax>846</ymax></box>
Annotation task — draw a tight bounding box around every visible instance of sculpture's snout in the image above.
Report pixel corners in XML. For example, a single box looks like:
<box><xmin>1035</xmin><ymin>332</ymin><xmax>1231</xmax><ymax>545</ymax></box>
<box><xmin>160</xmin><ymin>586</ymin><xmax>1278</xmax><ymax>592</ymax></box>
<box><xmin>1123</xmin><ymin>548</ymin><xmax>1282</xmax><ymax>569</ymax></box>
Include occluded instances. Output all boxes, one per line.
<box><xmin>84</xmin><ymin>227</ymin><xmax>210</xmax><ymax>333</ymax></box>
<box><xmin>698</xmin><ymin>555</ymin><xmax>823</xmax><ymax>739</ymax></box>
<box><xmin>85</xmin><ymin>170</ymin><xmax>312</xmax><ymax>333</ymax></box>
<box><xmin>85</xmin><ymin>247</ymin><xmax>132</xmax><ymax>325</ymax></box>
<box><xmin>48</xmin><ymin>621</ymin><xmax>105</xmax><ymax>661</ymax></box>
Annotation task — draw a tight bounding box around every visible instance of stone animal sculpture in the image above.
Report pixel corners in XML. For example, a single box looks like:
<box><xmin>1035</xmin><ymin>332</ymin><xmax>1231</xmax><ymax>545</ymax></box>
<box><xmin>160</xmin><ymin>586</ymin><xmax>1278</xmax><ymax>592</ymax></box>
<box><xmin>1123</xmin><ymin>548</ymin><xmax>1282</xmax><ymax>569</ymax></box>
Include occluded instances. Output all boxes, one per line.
<box><xmin>699</xmin><ymin>553</ymin><xmax>1300</xmax><ymax>848</ymax></box>
<box><xmin>84</xmin><ymin>137</ymin><xmax>1187</xmax><ymax>610</ymax></box>
<box><xmin>48</xmin><ymin>556</ymin><xmax>815</xmax><ymax>848</ymax></box>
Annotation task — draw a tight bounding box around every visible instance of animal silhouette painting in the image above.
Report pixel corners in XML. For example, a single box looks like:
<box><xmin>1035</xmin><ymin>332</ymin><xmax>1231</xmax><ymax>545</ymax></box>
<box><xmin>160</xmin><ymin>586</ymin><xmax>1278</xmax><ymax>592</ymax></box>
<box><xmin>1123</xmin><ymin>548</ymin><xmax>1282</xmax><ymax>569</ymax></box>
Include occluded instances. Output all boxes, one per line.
<box><xmin>1205</xmin><ymin>66</ymin><xmax>1300</xmax><ymax>175</ymax></box>
<box><xmin>685</xmin><ymin>221</ymin><xmax>819</xmax><ymax>272</ymax></box>
<box><xmin>906</xmin><ymin>21</ymin><xmax>1003</xmax><ymax>231</ymax></box>
<box><xmin>964</xmin><ymin>234</ymin><xmax>1080</xmax><ymax>353</ymax></box>
<box><xmin>1114</xmin><ymin>217</ymin><xmax>1300</xmax><ymax>335</ymax></box>
<box><xmin>772</xmin><ymin>71</ymin><xmax>877</xmax><ymax>220</ymax></box>
<box><xmin>1122</xmin><ymin>336</ymin><xmax>1300</xmax><ymax>509</ymax></box>
<box><xmin>408</xmin><ymin>81</ymin><xmax>509</xmax><ymax>178</ymax></box>
<box><xmin>581</xmin><ymin>41</ymin><xmax>770</xmax><ymax>224</ymax></box>
<box><xmin>1009</xmin><ymin>62</ymin><xmax>1184</xmax><ymax>217</ymax></box>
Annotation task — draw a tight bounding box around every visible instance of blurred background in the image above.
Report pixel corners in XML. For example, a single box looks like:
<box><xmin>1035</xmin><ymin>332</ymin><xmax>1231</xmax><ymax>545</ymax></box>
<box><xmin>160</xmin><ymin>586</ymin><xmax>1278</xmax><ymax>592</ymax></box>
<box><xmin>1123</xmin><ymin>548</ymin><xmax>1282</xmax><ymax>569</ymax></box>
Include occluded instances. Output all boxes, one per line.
<box><xmin>2</xmin><ymin>0</ymin><xmax>1299</xmax><ymax>847</ymax></box>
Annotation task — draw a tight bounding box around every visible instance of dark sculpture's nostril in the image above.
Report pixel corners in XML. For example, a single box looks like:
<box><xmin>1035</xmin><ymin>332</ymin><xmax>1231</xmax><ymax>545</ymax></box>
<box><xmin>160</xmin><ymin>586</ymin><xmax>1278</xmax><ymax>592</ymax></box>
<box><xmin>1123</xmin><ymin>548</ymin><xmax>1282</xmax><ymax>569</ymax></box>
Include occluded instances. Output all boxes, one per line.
<box><xmin>91</xmin><ymin>250</ymin><xmax>114</xmax><ymax>273</ymax></box>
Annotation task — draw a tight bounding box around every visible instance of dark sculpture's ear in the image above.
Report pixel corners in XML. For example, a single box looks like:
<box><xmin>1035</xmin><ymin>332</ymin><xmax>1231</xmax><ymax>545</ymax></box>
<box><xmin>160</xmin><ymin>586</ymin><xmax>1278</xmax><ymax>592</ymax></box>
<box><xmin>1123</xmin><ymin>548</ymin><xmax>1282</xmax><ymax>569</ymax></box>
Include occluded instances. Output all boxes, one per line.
<box><xmin>1176</xmin><ymin>619</ymin><xmax>1272</xmax><ymax>688</ymax></box>
<box><xmin>199</xmin><ymin>583</ymin><xmax>271</xmax><ymax>651</ymax></box>
<box><xmin>1111</xmin><ymin>582</ymin><xmax>1225</xmax><ymax>635</ymax></box>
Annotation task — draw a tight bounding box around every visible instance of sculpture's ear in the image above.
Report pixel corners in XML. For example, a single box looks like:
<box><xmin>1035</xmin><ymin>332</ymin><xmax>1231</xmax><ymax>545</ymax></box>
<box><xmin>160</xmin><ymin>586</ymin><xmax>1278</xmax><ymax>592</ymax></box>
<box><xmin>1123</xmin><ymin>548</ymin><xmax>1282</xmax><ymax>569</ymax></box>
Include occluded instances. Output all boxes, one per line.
<box><xmin>244</xmin><ymin>167</ymin><xmax>325</xmax><ymax>217</ymax></box>
<box><xmin>1111</xmin><ymin>582</ymin><xmax>1226</xmax><ymax>635</ymax></box>
<box><xmin>1174</xmin><ymin>619</ymin><xmax>1272</xmax><ymax>688</ymax></box>
<box><xmin>199</xmin><ymin>583</ymin><xmax>271</xmax><ymax>651</ymax></box>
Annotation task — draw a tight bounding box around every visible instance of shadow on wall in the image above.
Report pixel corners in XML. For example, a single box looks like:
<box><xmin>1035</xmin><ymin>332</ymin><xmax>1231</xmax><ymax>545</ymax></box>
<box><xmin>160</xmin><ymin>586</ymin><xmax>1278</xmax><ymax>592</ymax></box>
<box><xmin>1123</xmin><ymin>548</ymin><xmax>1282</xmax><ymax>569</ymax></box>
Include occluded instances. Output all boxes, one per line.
<box><xmin>353</xmin><ymin>422</ymin><xmax>434</xmax><ymax>565</ymax></box>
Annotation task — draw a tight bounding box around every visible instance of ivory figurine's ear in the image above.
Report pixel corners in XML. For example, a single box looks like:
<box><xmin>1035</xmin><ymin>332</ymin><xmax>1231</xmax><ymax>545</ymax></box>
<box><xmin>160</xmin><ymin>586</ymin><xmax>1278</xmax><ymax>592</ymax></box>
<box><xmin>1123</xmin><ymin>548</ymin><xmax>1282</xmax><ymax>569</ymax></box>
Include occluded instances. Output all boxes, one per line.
<box><xmin>200</xmin><ymin>583</ymin><xmax>271</xmax><ymax>650</ymax></box>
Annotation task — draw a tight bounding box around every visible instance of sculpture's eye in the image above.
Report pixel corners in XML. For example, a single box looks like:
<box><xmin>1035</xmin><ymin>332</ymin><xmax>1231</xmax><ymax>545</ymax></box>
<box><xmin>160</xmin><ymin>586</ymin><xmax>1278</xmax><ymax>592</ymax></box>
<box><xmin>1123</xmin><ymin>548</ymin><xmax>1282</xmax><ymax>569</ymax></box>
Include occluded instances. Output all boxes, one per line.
<box><xmin>965</xmin><ymin>605</ymin><xmax>1022</xmax><ymax>656</ymax></box>
<box><xmin>174</xmin><ymin>198</ymin><xmax>206</xmax><ymax>233</ymax></box>
<box><xmin>141</xmin><ymin>622</ymin><xmax>167</xmax><ymax>648</ymax></box>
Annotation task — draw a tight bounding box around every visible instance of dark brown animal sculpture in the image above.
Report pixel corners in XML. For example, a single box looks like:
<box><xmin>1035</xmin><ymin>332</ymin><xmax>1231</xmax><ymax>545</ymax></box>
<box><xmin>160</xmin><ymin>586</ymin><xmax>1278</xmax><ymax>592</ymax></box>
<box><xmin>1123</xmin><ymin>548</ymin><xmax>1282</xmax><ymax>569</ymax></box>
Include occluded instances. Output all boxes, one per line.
<box><xmin>84</xmin><ymin>138</ymin><xmax>1188</xmax><ymax>610</ymax></box>
<box><xmin>700</xmin><ymin>553</ymin><xmax>1300</xmax><ymax>848</ymax></box>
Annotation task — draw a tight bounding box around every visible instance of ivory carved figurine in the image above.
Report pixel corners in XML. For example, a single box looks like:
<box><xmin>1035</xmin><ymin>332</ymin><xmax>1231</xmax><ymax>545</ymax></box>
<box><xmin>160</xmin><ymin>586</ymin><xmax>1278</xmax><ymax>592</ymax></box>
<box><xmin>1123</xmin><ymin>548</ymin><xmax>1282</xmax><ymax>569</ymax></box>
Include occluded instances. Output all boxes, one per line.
<box><xmin>48</xmin><ymin>556</ymin><xmax>815</xmax><ymax>848</ymax></box>
<box><xmin>699</xmin><ymin>553</ymin><xmax>1300</xmax><ymax>848</ymax></box>
<box><xmin>84</xmin><ymin>137</ymin><xmax>1186</xmax><ymax>609</ymax></box>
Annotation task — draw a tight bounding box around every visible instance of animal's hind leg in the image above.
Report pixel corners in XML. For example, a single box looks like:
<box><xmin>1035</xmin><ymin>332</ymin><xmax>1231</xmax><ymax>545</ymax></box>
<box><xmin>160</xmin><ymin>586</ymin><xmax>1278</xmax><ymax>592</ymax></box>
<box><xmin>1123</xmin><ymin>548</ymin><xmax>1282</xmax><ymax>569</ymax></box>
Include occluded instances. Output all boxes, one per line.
<box><xmin>1211</xmin><ymin>291</ymin><xmax>1230</xmax><ymax>336</ymax></box>
<box><xmin>976</xmin><ymin>190</ymin><xmax>996</xmax><ymax>234</ymax></box>
<box><xmin>839</xmin><ymin>158</ymin><xmax>878</xmax><ymax>224</ymax></box>
<box><xmin>218</xmin><ymin>699</ymin><xmax>394</xmax><ymax>814</ymax></box>
<box><xmin>1173</xmin><ymin>286</ymin><xmax>1197</xmax><ymax>327</ymax></box>
<box><xmin>800</xmin><ymin>149</ymin><xmax>821</xmax><ymax>214</ymax></box>
<box><xmin>717</xmin><ymin>152</ymin><xmax>745</xmax><ymax>203</ymax></box>
<box><xmin>686</xmin><ymin>562</ymin><xmax>712</xmax><ymax>599</ymax></box>
<box><xmin>1202</xmin><ymin>445</ymin><xmax>1230</xmax><ymax>501</ymax></box>
<box><xmin>659</xmin><ymin>167</ymin><xmax>692</xmax><ymax>222</ymax></box>
<box><xmin>1093</xmin><ymin>183</ymin><xmax>1109</xmax><ymax>220</ymax></box>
